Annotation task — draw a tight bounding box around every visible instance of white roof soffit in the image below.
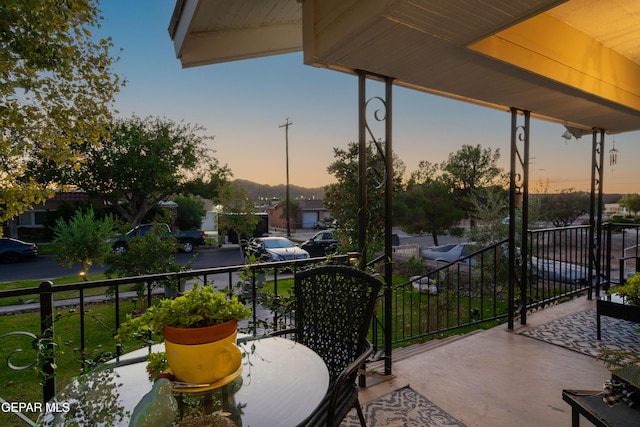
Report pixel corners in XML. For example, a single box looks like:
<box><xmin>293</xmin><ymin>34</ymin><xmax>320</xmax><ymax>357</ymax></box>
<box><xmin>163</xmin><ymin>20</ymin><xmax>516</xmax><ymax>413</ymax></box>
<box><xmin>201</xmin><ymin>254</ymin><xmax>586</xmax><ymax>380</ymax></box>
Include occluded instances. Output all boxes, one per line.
<box><xmin>169</xmin><ymin>0</ymin><xmax>303</xmax><ymax>67</ymax></box>
<box><xmin>170</xmin><ymin>0</ymin><xmax>640</xmax><ymax>134</ymax></box>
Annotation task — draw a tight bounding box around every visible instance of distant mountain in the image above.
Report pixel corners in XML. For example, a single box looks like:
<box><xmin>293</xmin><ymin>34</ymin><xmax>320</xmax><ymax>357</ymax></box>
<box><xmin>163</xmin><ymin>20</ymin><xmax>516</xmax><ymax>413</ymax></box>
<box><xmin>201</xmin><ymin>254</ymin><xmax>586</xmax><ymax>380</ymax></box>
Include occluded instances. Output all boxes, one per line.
<box><xmin>233</xmin><ymin>179</ymin><xmax>325</xmax><ymax>201</ymax></box>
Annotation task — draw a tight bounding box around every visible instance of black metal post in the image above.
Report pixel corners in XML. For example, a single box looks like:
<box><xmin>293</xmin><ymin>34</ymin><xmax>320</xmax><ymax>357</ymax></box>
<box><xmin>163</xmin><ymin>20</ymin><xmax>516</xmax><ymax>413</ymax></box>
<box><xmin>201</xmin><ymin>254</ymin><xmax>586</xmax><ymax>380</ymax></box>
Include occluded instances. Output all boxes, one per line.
<box><xmin>383</xmin><ymin>76</ymin><xmax>393</xmax><ymax>377</ymax></box>
<box><xmin>520</xmin><ymin>111</ymin><xmax>530</xmax><ymax>325</ymax></box>
<box><xmin>507</xmin><ymin>108</ymin><xmax>530</xmax><ymax>328</ymax></box>
<box><xmin>39</xmin><ymin>281</ymin><xmax>55</xmax><ymax>402</ymax></box>
<box><xmin>588</xmin><ymin>129</ymin><xmax>605</xmax><ymax>298</ymax></box>
<box><xmin>508</xmin><ymin>109</ymin><xmax>517</xmax><ymax>330</ymax></box>
<box><xmin>357</xmin><ymin>71</ymin><xmax>367</xmax><ymax>269</ymax></box>
<box><xmin>79</xmin><ymin>286</ymin><xmax>85</xmax><ymax>364</ymax></box>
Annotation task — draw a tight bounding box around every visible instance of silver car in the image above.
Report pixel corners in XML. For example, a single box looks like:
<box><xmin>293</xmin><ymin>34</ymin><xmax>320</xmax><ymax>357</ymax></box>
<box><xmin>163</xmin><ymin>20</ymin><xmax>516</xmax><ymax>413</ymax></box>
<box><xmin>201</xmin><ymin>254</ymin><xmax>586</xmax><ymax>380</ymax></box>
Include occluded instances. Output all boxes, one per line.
<box><xmin>246</xmin><ymin>237</ymin><xmax>310</xmax><ymax>262</ymax></box>
<box><xmin>420</xmin><ymin>242</ymin><xmax>479</xmax><ymax>265</ymax></box>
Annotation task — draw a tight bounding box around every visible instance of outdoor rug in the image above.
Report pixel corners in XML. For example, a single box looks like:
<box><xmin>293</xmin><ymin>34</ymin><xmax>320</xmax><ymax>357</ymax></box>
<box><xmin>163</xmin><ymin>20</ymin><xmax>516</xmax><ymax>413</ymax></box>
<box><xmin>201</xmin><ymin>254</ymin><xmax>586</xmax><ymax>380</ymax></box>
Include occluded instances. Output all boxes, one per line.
<box><xmin>340</xmin><ymin>385</ymin><xmax>466</xmax><ymax>427</ymax></box>
<box><xmin>519</xmin><ymin>308</ymin><xmax>640</xmax><ymax>358</ymax></box>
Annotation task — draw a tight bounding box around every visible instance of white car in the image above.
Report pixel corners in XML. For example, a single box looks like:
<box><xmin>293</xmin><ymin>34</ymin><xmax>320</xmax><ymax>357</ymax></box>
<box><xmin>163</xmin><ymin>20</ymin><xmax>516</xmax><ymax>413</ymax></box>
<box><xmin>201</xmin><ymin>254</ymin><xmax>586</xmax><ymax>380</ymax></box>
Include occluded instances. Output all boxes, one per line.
<box><xmin>420</xmin><ymin>242</ymin><xmax>479</xmax><ymax>265</ymax></box>
<box><xmin>246</xmin><ymin>237</ymin><xmax>310</xmax><ymax>262</ymax></box>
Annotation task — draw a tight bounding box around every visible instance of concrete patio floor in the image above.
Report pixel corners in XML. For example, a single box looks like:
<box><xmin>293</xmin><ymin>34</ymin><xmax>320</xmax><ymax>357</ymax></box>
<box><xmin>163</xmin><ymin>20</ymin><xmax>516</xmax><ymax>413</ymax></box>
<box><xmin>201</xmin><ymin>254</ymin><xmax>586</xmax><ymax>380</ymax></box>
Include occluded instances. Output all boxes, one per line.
<box><xmin>361</xmin><ymin>296</ymin><xmax>612</xmax><ymax>426</ymax></box>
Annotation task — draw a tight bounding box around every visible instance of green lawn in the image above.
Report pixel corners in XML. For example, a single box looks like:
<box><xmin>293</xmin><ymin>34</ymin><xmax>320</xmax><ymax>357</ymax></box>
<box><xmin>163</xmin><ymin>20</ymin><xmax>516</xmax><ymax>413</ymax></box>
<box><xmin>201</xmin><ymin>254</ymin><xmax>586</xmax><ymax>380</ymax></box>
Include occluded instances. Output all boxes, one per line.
<box><xmin>0</xmin><ymin>274</ymin><xmax>141</xmax><ymax>307</ymax></box>
<box><xmin>0</xmin><ymin>299</ymin><xmax>150</xmax><ymax>426</ymax></box>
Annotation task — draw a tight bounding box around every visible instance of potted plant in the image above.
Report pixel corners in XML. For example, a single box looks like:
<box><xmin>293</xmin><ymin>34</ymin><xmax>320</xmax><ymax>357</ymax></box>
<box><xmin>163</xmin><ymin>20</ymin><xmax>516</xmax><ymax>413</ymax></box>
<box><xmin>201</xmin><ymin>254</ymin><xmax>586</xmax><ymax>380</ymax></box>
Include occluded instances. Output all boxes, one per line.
<box><xmin>601</xmin><ymin>272</ymin><xmax>640</xmax><ymax>385</ymax></box>
<box><xmin>117</xmin><ymin>285</ymin><xmax>251</xmax><ymax>385</ymax></box>
<box><xmin>609</xmin><ymin>272</ymin><xmax>640</xmax><ymax>306</ymax></box>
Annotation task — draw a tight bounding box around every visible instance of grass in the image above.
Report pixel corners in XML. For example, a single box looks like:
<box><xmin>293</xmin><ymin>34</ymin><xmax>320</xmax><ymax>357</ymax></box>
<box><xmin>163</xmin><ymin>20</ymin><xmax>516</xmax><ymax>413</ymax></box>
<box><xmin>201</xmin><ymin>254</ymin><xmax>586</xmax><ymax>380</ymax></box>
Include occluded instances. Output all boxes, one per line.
<box><xmin>0</xmin><ymin>299</ymin><xmax>147</xmax><ymax>426</ymax></box>
<box><xmin>0</xmin><ymin>274</ymin><xmax>143</xmax><ymax>307</ymax></box>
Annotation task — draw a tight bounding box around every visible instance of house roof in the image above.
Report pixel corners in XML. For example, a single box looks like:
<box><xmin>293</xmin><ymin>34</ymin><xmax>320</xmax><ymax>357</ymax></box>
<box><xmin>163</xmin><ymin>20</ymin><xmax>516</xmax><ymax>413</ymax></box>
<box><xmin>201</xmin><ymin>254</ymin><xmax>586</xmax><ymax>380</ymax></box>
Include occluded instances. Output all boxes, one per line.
<box><xmin>298</xmin><ymin>199</ymin><xmax>325</xmax><ymax>210</ymax></box>
<box><xmin>53</xmin><ymin>191</ymin><xmax>89</xmax><ymax>202</ymax></box>
<box><xmin>169</xmin><ymin>0</ymin><xmax>640</xmax><ymax>134</ymax></box>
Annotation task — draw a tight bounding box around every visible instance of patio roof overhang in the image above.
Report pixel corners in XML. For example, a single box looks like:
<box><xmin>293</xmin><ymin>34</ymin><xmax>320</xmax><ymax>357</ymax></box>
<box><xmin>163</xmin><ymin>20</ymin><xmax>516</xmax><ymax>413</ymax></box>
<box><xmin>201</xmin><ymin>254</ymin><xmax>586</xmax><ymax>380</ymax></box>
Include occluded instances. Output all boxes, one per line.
<box><xmin>169</xmin><ymin>0</ymin><xmax>640</xmax><ymax>135</ymax></box>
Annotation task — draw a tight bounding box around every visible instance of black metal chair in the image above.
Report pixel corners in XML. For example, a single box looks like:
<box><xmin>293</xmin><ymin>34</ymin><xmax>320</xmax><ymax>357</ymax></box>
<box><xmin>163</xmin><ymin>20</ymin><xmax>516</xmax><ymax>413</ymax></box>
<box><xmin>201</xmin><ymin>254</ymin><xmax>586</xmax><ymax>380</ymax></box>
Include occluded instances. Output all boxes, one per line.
<box><xmin>274</xmin><ymin>265</ymin><xmax>383</xmax><ymax>427</ymax></box>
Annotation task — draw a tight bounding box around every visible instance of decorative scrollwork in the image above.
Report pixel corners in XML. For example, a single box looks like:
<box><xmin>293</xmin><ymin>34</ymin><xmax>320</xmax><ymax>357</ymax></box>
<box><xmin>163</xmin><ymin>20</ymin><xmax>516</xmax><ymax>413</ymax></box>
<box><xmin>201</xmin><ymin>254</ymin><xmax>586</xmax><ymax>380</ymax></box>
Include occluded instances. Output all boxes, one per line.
<box><xmin>364</xmin><ymin>96</ymin><xmax>388</xmax><ymax>189</ymax></box>
<box><xmin>0</xmin><ymin>331</ymin><xmax>38</xmax><ymax>371</ymax></box>
<box><xmin>514</xmin><ymin>124</ymin><xmax>527</xmax><ymax>189</ymax></box>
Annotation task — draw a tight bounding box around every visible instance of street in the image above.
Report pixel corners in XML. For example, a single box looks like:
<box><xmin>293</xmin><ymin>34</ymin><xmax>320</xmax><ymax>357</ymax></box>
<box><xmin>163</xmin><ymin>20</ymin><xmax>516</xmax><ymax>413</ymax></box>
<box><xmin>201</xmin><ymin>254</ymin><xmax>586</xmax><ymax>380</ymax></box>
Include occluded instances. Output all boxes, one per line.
<box><xmin>0</xmin><ymin>245</ymin><xmax>244</xmax><ymax>284</ymax></box>
<box><xmin>0</xmin><ymin>228</ymin><xmax>454</xmax><ymax>284</ymax></box>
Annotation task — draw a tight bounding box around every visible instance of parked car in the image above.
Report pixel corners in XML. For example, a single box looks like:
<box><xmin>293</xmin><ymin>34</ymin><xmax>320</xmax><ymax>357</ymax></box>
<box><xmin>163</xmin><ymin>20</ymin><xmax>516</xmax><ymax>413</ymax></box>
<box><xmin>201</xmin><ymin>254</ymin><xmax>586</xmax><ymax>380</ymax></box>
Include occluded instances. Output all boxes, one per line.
<box><xmin>301</xmin><ymin>230</ymin><xmax>339</xmax><ymax>257</ymax></box>
<box><xmin>529</xmin><ymin>256</ymin><xmax>604</xmax><ymax>285</ymax></box>
<box><xmin>420</xmin><ymin>242</ymin><xmax>479</xmax><ymax>265</ymax></box>
<box><xmin>312</xmin><ymin>221</ymin><xmax>328</xmax><ymax>230</ymax></box>
<box><xmin>0</xmin><ymin>238</ymin><xmax>39</xmax><ymax>263</ymax></box>
<box><xmin>244</xmin><ymin>237</ymin><xmax>310</xmax><ymax>262</ymax></box>
<box><xmin>112</xmin><ymin>223</ymin><xmax>205</xmax><ymax>254</ymax></box>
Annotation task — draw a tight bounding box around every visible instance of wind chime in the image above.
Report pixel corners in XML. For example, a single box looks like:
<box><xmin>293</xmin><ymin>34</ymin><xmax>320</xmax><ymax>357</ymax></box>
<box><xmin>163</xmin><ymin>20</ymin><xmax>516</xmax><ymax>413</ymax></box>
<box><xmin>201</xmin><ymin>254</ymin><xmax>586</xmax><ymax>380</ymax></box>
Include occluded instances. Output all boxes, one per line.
<box><xmin>609</xmin><ymin>140</ymin><xmax>618</xmax><ymax>171</ymax></box>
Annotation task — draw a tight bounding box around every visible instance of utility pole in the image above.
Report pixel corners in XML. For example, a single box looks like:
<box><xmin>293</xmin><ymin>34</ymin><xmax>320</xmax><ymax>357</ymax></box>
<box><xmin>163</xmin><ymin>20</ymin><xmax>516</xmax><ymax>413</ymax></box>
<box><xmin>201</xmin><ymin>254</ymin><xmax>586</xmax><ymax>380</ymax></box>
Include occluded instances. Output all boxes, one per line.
<box><xmin>279</xmin><ymin>118</ymin><xmax>292</xmax><ymax>237</ymax></box>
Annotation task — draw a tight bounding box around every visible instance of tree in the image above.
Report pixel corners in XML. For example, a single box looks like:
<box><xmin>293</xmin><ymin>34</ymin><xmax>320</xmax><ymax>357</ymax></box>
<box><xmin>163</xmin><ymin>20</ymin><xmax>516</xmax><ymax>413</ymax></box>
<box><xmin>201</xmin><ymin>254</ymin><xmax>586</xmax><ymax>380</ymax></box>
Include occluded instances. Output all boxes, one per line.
<box><xmin>52</xmin><ymin>208</ymin><xmax>115</xmax><ymax>280</ymax></box>
<box><xmin>0</xmin><ymin>0</ymin><xmax>123</xmax><ymax>235</ymax></box>
<box><xmin>218</xmin><ymin>182</ymin><xmax>259</xmax><ymax>244</ymax></box>
<box><xmin>466</xmin><ymin>187</ymin><xmax>510</xmax><ymax>244</ymax></box>
<box><xmin>74</xmin><ymin>116</ymin><xmax>221</xmax><ymax>226</ymax></box>
<box><xmin>105</xmin><ymin>225</ymin><xmax>187</xmax><ymax>301</ymax></box>
<box><xmin>324</xmin><ymin>142</ymin><xmax>405</xmax><ymax>254</ymax></box>
<box><xmin>180</xmin><ymin>161</ymin><xmax>231</xmax><ymax>201</ymax></box>
<box><xmin>540</xmin><ymin>189</ymin><xmax>590</xmax><ymax>227</ymax></box>
<box><xmin>440</xmin><ymin>144</ymin><xmax>505</xmax><ymax>223</ymax></box>
<box><xmin>620</xmin><ymin>194</ymin><xmax>640</xmax><ymax>216</ymax></box>
<box><xmin>174</xmin><ymin>195</ymin><xmax>206</xmax><ymax>231</ymax></box>
<box><xmin>407</xmin><ymin>160</ymin><xmax>438</xmax><ymax>187</ymax></box>
<box><xmin>395</xmin><ymin>179</ymin><xmax>464</xmax><ymax>246</ymax></box>
<box><xmin>441</xmin><ymin>144</ymin><xmax>503</xmax><ymax>193</ymax></box>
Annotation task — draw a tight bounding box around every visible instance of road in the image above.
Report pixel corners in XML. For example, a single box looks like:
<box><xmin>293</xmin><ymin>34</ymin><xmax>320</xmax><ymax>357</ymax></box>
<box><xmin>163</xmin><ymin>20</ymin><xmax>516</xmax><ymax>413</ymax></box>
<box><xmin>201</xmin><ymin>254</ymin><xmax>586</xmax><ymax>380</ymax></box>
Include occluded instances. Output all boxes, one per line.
<box><xmin>0</xmin><ymin>229</ymin><xmax>455</xmax><ymax>284</ymax></box>
<box><xmin>0</xmin><ymin>245</ymin><xmax>244</xmax><ymax>284</ymax></box>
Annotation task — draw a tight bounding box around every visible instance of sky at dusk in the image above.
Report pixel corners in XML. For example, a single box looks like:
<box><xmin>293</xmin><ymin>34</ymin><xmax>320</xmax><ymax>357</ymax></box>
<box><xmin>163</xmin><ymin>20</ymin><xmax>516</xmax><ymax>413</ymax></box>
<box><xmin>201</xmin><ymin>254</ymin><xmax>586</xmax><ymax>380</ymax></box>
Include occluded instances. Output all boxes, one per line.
<box><xmin>97</xmin><ymin>0</ymin><xmax>640</xmax><ymax>194</ymax></box>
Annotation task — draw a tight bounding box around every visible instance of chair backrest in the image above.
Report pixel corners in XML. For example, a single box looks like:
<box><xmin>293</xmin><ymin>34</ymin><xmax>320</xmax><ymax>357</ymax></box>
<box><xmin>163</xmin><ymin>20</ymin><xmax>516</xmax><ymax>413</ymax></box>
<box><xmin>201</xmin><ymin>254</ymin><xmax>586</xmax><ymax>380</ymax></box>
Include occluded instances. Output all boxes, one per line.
<box><xmin>293</xmin><ymin>265</ymin><xmax>383</xmax><ymax>381</ymax></box>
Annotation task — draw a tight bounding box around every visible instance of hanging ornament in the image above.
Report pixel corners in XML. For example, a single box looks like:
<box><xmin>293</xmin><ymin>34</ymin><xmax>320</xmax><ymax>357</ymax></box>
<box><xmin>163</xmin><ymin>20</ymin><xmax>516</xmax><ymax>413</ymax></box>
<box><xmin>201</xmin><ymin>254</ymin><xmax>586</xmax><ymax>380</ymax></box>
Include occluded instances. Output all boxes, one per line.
<box><xmin>609</xmin><ymin>140</ymin><xmax>618</xmax><ymax>171</ymax></box>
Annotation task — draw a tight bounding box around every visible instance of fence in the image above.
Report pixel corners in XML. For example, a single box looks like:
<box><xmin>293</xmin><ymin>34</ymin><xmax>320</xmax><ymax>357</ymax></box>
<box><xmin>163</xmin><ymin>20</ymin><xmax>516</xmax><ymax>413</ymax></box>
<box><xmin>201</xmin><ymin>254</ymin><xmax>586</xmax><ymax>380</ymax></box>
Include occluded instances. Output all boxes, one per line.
<box><xmin>1</xmin><ymin>223</ymin><xmax>638</xmax><ymax>423</ymax></box>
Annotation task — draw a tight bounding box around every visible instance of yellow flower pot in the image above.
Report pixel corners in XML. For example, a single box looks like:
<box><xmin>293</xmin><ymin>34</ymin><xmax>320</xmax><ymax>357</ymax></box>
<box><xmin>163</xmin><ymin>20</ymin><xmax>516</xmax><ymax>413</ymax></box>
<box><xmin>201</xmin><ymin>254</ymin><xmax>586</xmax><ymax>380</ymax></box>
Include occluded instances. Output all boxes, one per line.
<box><xmin>163</xmin><ymin>320</ymin><xmax>242</xmax><ymax>385</ymax></box>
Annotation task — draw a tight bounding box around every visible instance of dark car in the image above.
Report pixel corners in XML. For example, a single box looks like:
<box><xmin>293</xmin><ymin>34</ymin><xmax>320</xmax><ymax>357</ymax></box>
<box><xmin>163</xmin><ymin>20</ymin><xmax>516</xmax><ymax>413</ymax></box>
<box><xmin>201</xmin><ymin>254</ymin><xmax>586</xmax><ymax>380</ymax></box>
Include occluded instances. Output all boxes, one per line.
<box><xmin>112</xmin><ymin>223</ymin><xmax>205</xmax><ymax>254</ymax></box>
<box><xmin>0</xmin><ymin>238</ymin><xmax>39</xmax><ymax>263</ymax></box>
<box><xmin>301</xmin><ymin>230</ymin><xmax>339</xmax><ymax>258</ymax></box>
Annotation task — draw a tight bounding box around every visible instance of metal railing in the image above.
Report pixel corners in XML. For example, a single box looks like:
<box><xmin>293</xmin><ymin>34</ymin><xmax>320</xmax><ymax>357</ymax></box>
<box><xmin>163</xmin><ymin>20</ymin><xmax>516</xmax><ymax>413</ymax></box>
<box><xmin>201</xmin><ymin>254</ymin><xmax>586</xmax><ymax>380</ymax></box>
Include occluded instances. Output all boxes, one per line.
<box><xmin>1</xmin><ymin>223</ymin><xmax>639</xmax><ymax>422</ymax></box>
<box><xmin>0</xmin><ymin>255</ymin><xmax>350</xmax><ymax>408</ymax></box>
<box><xmin>372</xmin><ymin>223</ymin><xmax>640</xmax><ymax>350</ymax></box>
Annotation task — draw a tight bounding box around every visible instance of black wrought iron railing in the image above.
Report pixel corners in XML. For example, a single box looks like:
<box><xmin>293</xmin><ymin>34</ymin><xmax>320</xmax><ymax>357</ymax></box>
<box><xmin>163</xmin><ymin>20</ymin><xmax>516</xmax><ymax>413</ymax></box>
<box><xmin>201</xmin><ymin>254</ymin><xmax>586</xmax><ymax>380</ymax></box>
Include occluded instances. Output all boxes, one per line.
<box><xmin>0</xmin><ymin>255</ymin><xmax>349</xmax><ymax>409</ymax></box>
<box><xmin>1</xmin><ymin>223</ymin><xmax>639</xmax><ymax>424</ymax></box>
<box><xmin>371</xmin><ymin>223</ymin><xmax>640</xmax><ymax>351</ymax></box>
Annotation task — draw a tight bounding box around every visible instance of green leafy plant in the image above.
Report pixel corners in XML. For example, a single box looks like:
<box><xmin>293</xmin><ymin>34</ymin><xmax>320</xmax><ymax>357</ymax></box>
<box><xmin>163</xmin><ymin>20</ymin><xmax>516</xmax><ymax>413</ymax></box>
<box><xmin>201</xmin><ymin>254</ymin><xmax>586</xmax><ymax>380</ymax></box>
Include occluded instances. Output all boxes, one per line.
<box><xmin>52</xmin><ymin>208</ymin><xmax>115</xmax><ymax>281</ymax></box>
<box><xmin>146</xmin><ymin>351</ymin><xmax>169</xmax><ymax>379</ymax></box>
<box><xmin>105</xmin><ymin>224</ymin><xmax>190</xmax><ymax>302</ymax></box>
<box><xmin>116</xmin><ymin>285</ymin><xmax>252</xmax><ymax>341</ymax></box>
<box><xmin>609</xmin><ymin>272</ymin><xmax>640</xmax><ymax>306</ymax></box>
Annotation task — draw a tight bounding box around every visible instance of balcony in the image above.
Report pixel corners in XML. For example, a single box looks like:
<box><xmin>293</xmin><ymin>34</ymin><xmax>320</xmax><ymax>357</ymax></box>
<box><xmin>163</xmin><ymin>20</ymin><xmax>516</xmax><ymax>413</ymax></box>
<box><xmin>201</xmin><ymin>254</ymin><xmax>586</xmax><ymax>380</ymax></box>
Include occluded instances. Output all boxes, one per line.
<box><xmin>1</xmin><ymin>223</ymin><xmax>639</xmax><ymax>425</ymax></box>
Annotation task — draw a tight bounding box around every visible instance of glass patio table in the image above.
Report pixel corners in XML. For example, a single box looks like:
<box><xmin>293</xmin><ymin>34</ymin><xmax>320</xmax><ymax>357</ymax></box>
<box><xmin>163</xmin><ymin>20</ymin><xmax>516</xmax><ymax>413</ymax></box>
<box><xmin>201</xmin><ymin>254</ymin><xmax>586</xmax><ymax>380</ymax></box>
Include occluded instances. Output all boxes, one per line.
<box><xmin>41</xmin><ymin>336</ymin><xmax>329</xmax><ymax>426</ymax></box>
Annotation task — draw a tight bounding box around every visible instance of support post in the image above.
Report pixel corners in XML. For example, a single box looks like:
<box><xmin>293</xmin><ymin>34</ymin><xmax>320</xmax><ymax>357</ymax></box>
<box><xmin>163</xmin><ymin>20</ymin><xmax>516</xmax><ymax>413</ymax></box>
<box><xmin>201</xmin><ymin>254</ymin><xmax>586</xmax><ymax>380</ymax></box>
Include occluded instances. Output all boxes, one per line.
<box><xmin>508</xmin><ymin>108</ymin><xmax>530</xmax><ymax>329</ymax></box>
<box><xmin>383</xmin><ymin>76</ymin><xmax>393</xmax><ymax>377</ymax></box>
<box><xmin>356</xmin><ymin>70</ymin><xmax>394</xmax><ymax>378</ymax></box>
<box><xmin>589</xmin><ymin>129</ymin><xmax>605</xmax><ymax>298</ymax></box>
<box><xmin>357</xmin><ymin>71</ymin><xmax>368</xmax><ymax>270</ymax></box>
<box><xmin>39</xmin><ymin>281</ymin><xmax>55</xmax><ymax>402</ymax></box>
